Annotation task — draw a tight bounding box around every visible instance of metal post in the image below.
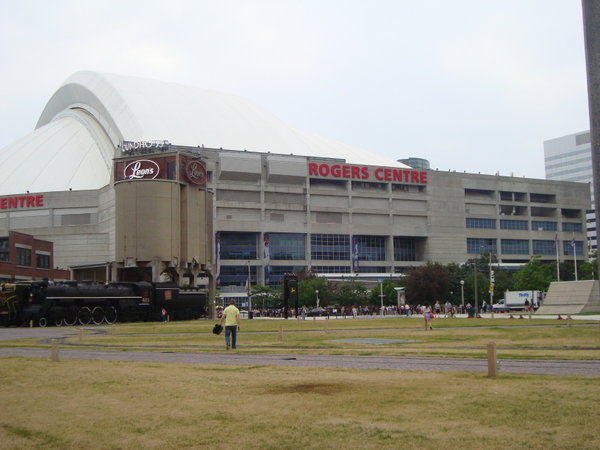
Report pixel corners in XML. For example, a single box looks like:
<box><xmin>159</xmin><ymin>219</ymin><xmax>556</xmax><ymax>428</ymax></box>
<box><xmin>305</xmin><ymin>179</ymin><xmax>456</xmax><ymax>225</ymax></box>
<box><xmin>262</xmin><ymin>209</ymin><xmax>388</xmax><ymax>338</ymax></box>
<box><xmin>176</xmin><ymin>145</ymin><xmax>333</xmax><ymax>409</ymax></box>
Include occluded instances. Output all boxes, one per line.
<box><xmin>247</xmin><ymin>262</ymin><xmax>253</xmax><ymax>319</ymax></box>
<box><xmin>487</xmin><ymin>342</ymin><xmax>497</xmax><ymax>377</ymax></box>
<box><xmin>489</xmin><ymin>256</ymin><xmax>494</xmax><ymax>312</ymax></box>
<box><xmin>315</xmin><ymin>289</ymin><xmax>319</xmax><ymax>309</ymax></box>
<box><xmin>380</xmin><ymin>281</ymin><xmax>384</xmax><ymax>317</ymax></box>
<box><xmin>473</xmin><ymin>259</ymin><xmax>479</xmax><ymax>315</ymax></box>
<box><xmin>460</xmin><ymin>280</ymin><xmax>464</xmax><ymax>307</ymax></box>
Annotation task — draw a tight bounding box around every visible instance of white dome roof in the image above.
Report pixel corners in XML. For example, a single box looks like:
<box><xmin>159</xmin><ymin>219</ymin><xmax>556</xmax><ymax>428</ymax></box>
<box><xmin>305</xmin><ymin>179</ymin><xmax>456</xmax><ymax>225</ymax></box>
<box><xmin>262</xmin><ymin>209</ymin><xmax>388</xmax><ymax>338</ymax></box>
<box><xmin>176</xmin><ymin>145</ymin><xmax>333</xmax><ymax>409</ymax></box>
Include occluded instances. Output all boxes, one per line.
<box><xmin>0</xmin><ymin>71</ymin><xmax>408</xmax><ymax>195</ymax></box>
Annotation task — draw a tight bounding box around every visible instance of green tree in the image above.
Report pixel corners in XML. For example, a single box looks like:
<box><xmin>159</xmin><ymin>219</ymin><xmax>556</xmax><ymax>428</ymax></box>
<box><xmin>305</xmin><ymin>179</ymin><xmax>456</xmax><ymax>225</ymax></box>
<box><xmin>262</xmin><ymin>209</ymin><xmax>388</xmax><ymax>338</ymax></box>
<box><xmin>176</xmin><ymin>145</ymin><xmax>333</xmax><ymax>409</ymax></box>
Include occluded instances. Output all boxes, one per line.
<box><xmin>334</xmin><ymin>279</ymin><xmax>369</xmax><ymax>307</ymax></box>
<box><xmin>250</xmin><ymin>284</ymin><xmax>280</xmax><ymax>309</ymax></box>
<box><xmin>512</xmin><ymin>258</ymin><xmax>555</xmax><ymax>291</ymax></box>
<box><xmin>405</xmin><ymin>263</ymin><xmax>449</xmax><ymax>305</ymax></box>
<box><xmin>298</xmin><ymin>277</ymin><xmax>331</xmax><ymax>307</ymax></box>
<box><xmin>368</xmin><ymin>279</ymin><xmax>400</xmax><ymax>307</ymax></box>
<box><xmin>578</xmin><ymin>250</ymin><xmax>597</xmax><ymax>280</ymax></box>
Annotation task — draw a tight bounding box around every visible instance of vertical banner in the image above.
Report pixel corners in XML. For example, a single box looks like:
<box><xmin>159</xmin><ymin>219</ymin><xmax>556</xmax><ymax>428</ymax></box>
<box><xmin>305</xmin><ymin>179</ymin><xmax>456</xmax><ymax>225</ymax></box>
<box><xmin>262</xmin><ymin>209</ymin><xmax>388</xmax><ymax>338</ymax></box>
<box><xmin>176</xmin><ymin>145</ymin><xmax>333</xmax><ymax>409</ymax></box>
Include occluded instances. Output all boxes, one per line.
<box><xmin>351</xmin><ymin>236</ymin><xmax>359</xmax><ymax>272</ymax></box>
<box><xmin>215</xmin><ymin>231</ymin><xmax>221</xmax><ymax>288</ymax></box>
<box><xmin>263</xmin><ymin>233</ymin><xmax>271</xmax><ymax>286</ymax></box>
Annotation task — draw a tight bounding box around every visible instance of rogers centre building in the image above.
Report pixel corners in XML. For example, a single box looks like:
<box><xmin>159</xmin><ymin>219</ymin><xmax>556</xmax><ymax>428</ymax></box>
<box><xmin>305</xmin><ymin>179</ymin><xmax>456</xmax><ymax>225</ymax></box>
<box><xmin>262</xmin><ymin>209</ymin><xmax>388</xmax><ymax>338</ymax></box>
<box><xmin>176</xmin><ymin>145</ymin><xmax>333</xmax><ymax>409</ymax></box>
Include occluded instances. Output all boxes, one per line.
<box><xmin>0</xmin><ymin>71</ymin><xmax>590</xmax><ymax>300</ymax></box>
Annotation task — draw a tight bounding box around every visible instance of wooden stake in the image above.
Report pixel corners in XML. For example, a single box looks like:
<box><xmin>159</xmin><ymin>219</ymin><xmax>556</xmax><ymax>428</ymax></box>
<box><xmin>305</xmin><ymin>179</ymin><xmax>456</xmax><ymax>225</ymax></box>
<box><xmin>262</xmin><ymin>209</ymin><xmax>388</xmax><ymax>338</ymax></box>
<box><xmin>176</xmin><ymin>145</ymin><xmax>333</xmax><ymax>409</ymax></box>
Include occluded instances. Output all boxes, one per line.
<box><xmin>278</xmin><ymin>326</ymin><xmax>284</xmax><ymax>343</ymax></box>
<box><xmin>567</xmin><ymin>315</ymin><xmax>572</xmax><ymax>327</ymax></box>
<box><xmin>79</xmin><ymin>328</ymin><xmax>84</xmax><ymax>342</ymax></box>
<box><xmin>487</xmin><ymin>342</ymin><xmax>497</xmax><ymax>377</ymax></box>
<box><xmin>50</xmin><ymin>339</ymin><xmax>59</xmax><ymax>362</ymax></box>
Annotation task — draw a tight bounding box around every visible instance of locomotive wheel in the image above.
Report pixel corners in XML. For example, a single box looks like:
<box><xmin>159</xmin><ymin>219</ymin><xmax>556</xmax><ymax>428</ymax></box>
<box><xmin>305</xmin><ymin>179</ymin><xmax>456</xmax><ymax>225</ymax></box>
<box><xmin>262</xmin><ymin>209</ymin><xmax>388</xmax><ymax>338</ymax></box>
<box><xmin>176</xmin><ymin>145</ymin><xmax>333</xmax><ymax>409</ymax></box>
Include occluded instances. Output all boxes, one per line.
<box><xmin>54</xmin><ymin>317</ymin><xmax>64</xmax><ymax>327</ymax></box>
<box><xmin>63</xmin><ymin>309</ymin><xmax>78</xmax><ymax>326</ymax></box>
<box><xmin>92</xmin><ymin>307</ymin><xmax>105</xmax><ymax>325</ymax></box>
<box><xmin>104</xmin><ymin>307</ymin><xmax>117</xmax><ymax>324</ymax></box>
<box><xmin>38</xmin><ymin>317</ymin><xmax>47</xmax><ymax>327</ymax></box>
<box><xmin>78</xmin><ymin>307</ymin><xmax>92</xmax><ymax>325</ymax></box>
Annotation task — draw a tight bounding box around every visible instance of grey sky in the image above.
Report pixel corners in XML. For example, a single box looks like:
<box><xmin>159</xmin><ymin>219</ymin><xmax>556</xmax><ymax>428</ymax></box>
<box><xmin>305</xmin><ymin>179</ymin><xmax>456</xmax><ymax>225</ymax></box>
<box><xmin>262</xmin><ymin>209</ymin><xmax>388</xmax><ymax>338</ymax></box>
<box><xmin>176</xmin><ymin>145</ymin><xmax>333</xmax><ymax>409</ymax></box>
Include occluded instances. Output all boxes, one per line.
<box><xmin>0</xmin><ymin>0</ymin><xmax>589</xmax><ymax>179</ymax></box>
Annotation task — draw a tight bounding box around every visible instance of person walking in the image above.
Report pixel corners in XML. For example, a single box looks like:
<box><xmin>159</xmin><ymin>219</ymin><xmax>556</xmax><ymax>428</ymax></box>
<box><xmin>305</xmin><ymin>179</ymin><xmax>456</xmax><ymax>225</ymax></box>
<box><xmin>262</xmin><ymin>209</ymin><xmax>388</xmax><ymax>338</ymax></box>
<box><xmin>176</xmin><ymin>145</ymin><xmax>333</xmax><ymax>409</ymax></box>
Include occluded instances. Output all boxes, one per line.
<box><xmin>424</xmin><ymin>306</ymin><xmax>434</xmax><ymax>330</ymax></box>
<box><xmin>219</xmin><ymin>299</ymin><xmax>241</xmax><ymax>350</ymax></box>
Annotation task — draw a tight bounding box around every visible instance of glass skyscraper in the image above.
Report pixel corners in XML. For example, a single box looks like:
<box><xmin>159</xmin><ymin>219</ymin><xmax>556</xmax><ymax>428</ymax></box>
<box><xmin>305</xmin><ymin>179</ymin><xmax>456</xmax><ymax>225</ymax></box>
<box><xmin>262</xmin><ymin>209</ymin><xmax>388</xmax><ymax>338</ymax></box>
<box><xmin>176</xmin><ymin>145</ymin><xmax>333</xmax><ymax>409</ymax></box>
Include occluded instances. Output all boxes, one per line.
<box><xmin>544</xmin><ymin>131</ymin><xmax>595</xmax><ymax>251</ymax></box>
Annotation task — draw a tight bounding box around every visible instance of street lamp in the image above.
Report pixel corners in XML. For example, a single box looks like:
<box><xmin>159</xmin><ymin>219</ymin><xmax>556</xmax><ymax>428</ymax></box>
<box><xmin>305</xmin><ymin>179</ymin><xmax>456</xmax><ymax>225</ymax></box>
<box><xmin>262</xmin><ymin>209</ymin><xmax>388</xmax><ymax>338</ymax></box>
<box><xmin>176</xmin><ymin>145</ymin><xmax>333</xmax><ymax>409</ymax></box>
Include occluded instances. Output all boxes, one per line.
<box><xmin>473</xmin><ymin>258</ymin><xmax>479</xmax><ymax>315</ymax></box>
<box><xmin>247</xmin><ymin>262</ymin><xmax>253</xmax><ymax>319</ymax></box>
<box><xmin>460</xmin><ymin>280</ymin><xmax>464</xmax><ymax>307</ymax></box>
<box><xmin>378</xmin><ymin>279</ymin><xmax>385</xmax><ymax>317</ymax></box>
<box><xmin>315</xmin><ymin>289</ymin><xmax>319</xmax><ymax>309</ymax></box>
<box><xmin>489</xmin><ymin>255</ymin><xmax>494</xmax><ymax>312</ymax></box>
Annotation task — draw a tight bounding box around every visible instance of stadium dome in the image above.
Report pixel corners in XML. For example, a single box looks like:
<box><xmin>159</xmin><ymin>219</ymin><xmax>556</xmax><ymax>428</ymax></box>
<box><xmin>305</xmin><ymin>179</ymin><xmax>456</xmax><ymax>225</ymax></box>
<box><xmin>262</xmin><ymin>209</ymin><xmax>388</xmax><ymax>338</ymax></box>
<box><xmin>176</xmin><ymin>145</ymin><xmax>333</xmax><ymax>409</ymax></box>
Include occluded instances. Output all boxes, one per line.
<box><xmin>0</xmin><ymin>71</ymin><xmax>408</xmax><ymax>195</ymax></box>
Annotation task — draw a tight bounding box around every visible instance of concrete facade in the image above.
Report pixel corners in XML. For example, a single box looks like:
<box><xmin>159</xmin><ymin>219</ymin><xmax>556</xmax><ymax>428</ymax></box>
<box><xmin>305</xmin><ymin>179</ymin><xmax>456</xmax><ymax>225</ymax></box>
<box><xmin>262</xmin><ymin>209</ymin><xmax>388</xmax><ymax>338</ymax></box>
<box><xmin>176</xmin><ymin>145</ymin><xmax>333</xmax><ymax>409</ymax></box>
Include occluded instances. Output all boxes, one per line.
<box><xmin>0</xmin><ymin>144</ymin><xmax>589</xmax><ymax>292</ymax></box>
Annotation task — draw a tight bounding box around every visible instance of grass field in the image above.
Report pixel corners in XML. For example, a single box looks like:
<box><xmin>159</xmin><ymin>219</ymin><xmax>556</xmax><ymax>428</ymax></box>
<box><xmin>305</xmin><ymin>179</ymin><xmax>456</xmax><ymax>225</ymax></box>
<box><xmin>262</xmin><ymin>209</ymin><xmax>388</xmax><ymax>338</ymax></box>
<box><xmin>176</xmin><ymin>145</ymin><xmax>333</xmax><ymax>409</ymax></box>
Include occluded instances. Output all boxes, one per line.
<box><xmin>0</xmin><ymin>317</ymin><xmax>599</xmax><ymax>449</ymax></box>
<box><xmin>3</xmin><ymin>317</ymin><xmax>599</xmax><ymax>360</ymax></box>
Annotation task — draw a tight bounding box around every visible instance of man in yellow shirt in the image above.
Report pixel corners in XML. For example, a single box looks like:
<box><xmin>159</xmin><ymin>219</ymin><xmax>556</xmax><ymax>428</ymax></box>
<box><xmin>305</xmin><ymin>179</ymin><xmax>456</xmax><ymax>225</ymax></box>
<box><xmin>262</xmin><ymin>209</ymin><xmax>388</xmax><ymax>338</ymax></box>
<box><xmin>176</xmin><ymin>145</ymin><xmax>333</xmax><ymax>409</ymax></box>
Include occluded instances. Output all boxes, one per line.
<box><xmin>219</xmin><ymin>299</ymin><xmax>241</xmax><ymax>350</ymax></box>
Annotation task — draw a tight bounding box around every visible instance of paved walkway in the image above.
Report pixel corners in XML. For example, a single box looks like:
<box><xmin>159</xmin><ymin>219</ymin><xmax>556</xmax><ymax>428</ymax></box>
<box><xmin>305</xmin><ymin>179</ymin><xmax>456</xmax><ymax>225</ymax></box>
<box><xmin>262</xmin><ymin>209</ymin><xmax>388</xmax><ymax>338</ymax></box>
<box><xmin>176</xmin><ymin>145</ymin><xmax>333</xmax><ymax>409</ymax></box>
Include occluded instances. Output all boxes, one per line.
<box><xmin>2</xmin><ymin>346</ymin><xmax>599</xmax><ymax>376</ymax></box>
<box><xmin>2</xmin><ymin>322</ymin><xmax>599</xmax><ymax>376</ymax></box>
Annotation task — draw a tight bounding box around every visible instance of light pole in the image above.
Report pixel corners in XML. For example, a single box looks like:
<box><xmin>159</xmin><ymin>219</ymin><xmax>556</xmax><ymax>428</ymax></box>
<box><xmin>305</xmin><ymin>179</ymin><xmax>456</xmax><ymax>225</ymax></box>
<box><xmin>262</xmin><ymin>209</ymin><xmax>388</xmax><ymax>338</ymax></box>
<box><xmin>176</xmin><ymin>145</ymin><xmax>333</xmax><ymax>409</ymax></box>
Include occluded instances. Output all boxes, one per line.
<box><xmin>488</xmin><ymin>255</ymin><xmax>494</xmax><ymax>311</ymax></box>
<box><xmin>379</xmin><ymin>279</ymin><xmax>384</xmax><ymax>317</ymax></box>
<box><xmin>315</xmin><ymin>289</ymin><xmax>319</xmax><ymax>309</ymax></box>
<box><xmin>460</xmin><ymin>280</ymin><xmax>464</xmax><ymax>307</ymax></box>
<box><xmin>473</xmin><ymin>258</ymin><xmax>479</xmax><ymax>315</ymax></box>
<box><xmin>247</xmin><ymin>262</ymin><xmax>253</xmax><ymax>319</ymax></box>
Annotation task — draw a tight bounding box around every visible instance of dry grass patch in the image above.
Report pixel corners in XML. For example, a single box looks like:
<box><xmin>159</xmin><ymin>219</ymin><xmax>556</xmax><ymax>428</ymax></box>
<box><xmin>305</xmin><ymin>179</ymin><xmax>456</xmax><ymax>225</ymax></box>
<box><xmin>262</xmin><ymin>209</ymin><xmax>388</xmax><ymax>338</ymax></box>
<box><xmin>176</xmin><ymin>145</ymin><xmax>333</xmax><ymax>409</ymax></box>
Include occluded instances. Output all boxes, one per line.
<box><xmin>0</xmin><ymin>357</ymin><xmax>599</xmax><ymax>449</ymax></box>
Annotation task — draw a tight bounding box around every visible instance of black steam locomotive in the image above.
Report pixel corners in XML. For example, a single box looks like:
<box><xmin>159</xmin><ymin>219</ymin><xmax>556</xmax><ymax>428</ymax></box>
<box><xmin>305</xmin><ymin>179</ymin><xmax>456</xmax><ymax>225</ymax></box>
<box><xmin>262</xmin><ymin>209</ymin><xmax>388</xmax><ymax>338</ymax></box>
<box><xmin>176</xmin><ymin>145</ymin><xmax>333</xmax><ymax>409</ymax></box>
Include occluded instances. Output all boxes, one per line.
<box><xmin>0</xmin><ymin>280</ymin><xmax>207</xmax><ymax>327</ymax></box>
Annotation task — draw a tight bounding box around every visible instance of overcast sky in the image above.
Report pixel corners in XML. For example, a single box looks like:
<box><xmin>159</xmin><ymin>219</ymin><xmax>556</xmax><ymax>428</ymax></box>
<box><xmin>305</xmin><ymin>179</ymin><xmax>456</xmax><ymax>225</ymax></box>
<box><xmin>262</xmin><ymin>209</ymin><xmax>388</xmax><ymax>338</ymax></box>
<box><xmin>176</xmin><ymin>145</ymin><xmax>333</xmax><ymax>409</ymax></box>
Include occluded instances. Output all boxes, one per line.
<box><xmin>0</xmin><ymin>0</ymin><xmax>590</xmax><ymax>179</ymax></box>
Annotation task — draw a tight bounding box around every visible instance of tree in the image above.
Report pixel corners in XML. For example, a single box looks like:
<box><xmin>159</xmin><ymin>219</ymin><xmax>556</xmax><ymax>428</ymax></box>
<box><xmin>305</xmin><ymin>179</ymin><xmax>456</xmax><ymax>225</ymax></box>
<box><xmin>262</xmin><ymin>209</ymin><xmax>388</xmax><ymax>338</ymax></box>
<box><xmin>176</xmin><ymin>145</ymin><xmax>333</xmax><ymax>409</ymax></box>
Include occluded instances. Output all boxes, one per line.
<box><xmin>298</xmin><ymin>277</ymin><xmax>331</xmax><ymax>307</ymax></box>
<box><xmin>512</xmin><ymin>258</ymin><xmax>555</xmax><ymax>291</ymax></box>
<box><xmin>405</xmin><ymin>263</ymin><xmax>449</xmax><ymax>305</ymax></box>
<box><xmin>368</xmin><ymin>279</ymin><xmax>400</xmax><ymax>307</ymax></box>
<box><xmin>578</xmin><ymin>250</ymin><xmax>597</xmax><ymax>280</ymax></box>
<box><xmin>250</xmin><ymin>284</ymin><xmax>280</xmax><ymax>309</ymax></box>
<box><xmin>334</xmin><ymin>279</ymin><xmax>369</xmax><ymax>307</ymax></box>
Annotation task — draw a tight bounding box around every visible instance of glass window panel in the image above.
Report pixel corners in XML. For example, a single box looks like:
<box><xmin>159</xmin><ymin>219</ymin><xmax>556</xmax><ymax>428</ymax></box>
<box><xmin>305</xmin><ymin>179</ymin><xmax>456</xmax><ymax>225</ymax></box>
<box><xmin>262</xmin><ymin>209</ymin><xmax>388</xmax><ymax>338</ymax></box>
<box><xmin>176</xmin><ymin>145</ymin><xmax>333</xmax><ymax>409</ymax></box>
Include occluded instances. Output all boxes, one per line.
<box><xmin>467</xmin><ymin>238</ymin><xmax>497</xmax><ymax>254</ymax></box>
<box><xmin>501</xmin><ymin>239</ymin><xmax>529</xmax><ymax>255</ymax></box>
<box><xmin>220</xmin><ymin>232</ymin><xmax>257</xmax><ymax>259</ymax></box>
<box><xmin>355</xmin><ymin>235</ymin><xmax>385</xmax><ymax>261</ymax></box>
<box><xmin>310</xmin><ymin>234</ymin><xmax>350</xmax><ymax>260</ymax></box>
<box><xmin>394</xmin><ymin>237</ymin><xmax>416</xmax><ymax>261</ymax></box>
<box><xmin>531</xmin><ymin>221</ymin><xmax>557</xmax><ymax>232</ymax></box>
<box><xmin>466</xmin><ymin>218</ymin><xmax>496</xmax><ymax>229</ymax></box>
<box><xmin>499</xmin><ymin>219</ymin><xmax>528</xmax><ymax>230</ymax></box>
<box><xmin>269</xmin><ymin>233</ymin><xmax>305</xmax><ymax>260</ymax></box>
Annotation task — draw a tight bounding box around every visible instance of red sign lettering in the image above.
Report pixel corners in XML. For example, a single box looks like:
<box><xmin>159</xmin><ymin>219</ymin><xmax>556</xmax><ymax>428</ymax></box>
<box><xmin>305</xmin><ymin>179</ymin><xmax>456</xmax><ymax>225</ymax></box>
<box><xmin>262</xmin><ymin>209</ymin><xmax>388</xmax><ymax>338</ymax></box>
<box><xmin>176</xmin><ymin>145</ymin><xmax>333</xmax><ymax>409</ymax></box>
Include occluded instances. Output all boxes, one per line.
<box><xmin>310</xmin><ymin>162</ymin><xmax>426</xmax><ymax>184</ymax></box>
<box><xmin>0</xmin><ymin>194</ymin><xmax>45</xmax><ymax>210</ymax></box>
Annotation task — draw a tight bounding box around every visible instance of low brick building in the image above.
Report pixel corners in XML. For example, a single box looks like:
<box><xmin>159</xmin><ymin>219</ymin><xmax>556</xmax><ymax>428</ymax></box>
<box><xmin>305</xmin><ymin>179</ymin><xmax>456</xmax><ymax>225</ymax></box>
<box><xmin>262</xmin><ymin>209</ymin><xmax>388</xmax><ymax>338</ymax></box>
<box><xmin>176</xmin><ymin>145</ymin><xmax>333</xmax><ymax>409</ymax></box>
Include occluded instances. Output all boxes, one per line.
<box><xmin>0</xmin><ymin>231</ymin><xmax>69</xmax><ymax>282</ymax></box>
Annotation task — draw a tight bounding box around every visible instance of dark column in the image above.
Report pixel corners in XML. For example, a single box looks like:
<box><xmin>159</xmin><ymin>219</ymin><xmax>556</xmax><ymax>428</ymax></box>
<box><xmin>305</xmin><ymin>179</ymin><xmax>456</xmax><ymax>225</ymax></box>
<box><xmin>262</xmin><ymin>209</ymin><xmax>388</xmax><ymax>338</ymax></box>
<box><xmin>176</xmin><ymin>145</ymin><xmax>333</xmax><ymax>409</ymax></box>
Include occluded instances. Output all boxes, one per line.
<box><xmin>582</xmin><ymin>0</ymin><xmax>600</xmax><ymax>277</ymax></box>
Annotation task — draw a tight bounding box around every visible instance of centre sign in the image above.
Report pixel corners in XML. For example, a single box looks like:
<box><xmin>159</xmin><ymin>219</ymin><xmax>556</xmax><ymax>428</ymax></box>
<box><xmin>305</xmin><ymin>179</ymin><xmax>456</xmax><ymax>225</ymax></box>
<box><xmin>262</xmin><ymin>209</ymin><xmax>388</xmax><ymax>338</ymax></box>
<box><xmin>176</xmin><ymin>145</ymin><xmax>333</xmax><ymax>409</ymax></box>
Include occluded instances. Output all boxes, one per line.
<box><xmin>308</xmin><ymin>162</ymin><xmax>428</xmax><ymax>184</ymax></box>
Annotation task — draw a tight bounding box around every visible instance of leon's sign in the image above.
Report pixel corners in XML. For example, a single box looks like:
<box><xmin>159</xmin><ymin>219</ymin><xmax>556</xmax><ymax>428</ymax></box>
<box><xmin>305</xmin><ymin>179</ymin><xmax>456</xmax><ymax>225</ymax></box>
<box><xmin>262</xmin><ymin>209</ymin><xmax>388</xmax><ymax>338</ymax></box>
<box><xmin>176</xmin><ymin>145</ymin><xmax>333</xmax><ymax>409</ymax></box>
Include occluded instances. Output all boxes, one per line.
<box><xmin>124</xmin><ymin>160</ymin><xmax>160</xmax><ymax>180</ymax></box>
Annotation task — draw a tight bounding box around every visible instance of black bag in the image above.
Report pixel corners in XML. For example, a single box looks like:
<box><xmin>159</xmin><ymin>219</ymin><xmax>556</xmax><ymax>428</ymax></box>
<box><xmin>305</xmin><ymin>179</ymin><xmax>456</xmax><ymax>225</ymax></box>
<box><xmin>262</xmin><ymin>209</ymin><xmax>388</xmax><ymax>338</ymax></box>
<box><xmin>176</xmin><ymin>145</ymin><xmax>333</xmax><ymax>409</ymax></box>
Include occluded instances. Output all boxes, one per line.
<box><xmin>212</xmin><ymin>323</ymin><xmax>223</xmax><ymax>335</ymax></box>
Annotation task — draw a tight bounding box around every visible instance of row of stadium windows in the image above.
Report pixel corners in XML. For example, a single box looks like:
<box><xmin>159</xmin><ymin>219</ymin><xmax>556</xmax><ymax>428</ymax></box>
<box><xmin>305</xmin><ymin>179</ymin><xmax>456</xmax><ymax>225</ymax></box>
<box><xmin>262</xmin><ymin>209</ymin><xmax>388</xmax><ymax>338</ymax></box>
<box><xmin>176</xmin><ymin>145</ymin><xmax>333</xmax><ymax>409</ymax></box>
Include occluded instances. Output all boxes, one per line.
<box><xmin>466</xmin><ymin>238</ymin><xmax>585</xmax><ymax>255</ymax></box>
<box><xmin>466</xmin><ymin>218</ymin><xmax>582</xmax><ymax>232</ymax></box>
<box><xmin>217</xmin><ymin>232</ymin><xmax>418</xmax><ymax>262</ymax></box>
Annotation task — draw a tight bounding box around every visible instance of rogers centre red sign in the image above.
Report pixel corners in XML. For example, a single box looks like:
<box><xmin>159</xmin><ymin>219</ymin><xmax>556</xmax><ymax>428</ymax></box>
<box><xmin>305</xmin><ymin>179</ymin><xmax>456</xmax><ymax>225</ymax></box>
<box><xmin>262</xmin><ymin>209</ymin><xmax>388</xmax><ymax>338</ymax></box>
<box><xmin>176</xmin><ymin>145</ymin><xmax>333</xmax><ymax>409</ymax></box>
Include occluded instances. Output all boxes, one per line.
<box><xmin>0</xmin><ymin>194</ymin><xmax>44</xmax><ymax>210</ymax></box>
<box><xmin>308</xmin><ymin>162</ymin><xmax>427</xmax><ymax>183</ymax></box>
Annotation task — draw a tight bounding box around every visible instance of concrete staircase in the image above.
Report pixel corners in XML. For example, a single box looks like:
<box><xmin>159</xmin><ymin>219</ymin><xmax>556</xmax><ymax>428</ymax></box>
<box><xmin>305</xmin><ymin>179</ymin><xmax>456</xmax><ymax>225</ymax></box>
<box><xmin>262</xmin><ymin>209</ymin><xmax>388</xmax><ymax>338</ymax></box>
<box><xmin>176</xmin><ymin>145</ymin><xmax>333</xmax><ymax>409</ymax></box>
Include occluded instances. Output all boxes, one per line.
<box><xmin>536</xmin><ymin>280</ymin><xmax>600</xmax><ymax>314</ymax></box>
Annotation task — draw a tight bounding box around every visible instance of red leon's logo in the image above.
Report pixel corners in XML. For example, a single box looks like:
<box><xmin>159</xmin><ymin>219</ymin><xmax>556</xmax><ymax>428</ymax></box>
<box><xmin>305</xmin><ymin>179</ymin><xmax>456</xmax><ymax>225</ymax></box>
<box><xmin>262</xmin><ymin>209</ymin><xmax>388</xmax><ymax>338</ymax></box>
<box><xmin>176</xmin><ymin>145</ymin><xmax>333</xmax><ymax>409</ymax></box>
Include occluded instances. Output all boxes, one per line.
<box><xmin>124</xmin><ymin>160</ymin><xmax>160</xmax><ymax>180</ymax></box>
<box><xmin>186</xmin><ymin>161</ymin><xmax>207</xmax><ymax>186</ymax></box>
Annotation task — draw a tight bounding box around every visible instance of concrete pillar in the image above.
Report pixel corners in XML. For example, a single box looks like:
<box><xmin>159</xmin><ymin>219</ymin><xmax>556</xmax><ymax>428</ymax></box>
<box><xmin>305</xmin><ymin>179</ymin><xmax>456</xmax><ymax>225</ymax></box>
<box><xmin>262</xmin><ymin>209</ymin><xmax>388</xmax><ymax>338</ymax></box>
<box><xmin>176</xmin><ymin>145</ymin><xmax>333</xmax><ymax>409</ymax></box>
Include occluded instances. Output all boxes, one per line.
<box><xmin>582</xmin><ymin>1</ymin><xmax>600</xmax><ymax>278</ymax></box>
